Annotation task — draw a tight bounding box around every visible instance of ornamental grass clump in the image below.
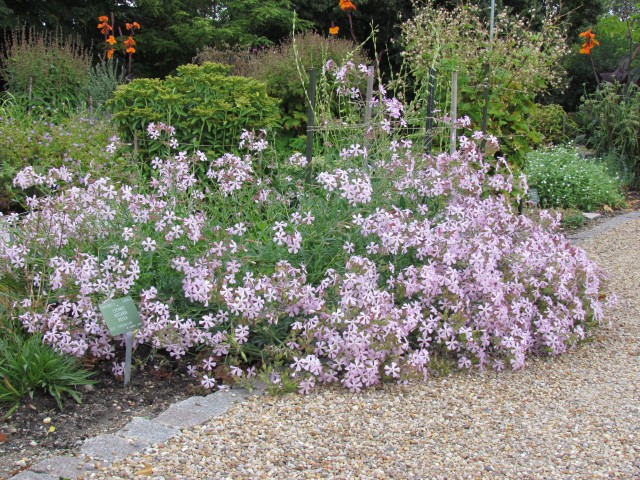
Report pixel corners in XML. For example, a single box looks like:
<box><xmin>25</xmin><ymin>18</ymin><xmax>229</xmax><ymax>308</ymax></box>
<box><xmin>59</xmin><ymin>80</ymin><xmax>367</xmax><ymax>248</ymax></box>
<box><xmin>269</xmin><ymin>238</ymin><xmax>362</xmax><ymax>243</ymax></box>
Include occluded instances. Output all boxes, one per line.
<box><xmin>0</xmin><ymin>65</ymin><xmax>612</xmax><ymax>395</ymax></box>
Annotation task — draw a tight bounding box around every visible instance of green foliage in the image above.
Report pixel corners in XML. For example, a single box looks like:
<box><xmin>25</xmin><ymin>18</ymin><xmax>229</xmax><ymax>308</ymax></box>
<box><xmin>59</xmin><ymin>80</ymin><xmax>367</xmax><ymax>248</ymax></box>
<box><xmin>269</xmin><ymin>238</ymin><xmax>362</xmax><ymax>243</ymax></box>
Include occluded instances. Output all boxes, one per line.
<box><xmin>400</xmin><ymin>2</ymin><xmax>567</xmax><ymax>167</ymax></box>
<box><xmin>529</xmin><ymin>104</ymin><xmax>579</xmax><ymax>147</ymax></box>
<box><xmin>196</xmin><ymin>32</ymin><xmax>370</xmax><ymax>138</ymax></box>
<box><xmin>0</xmin><ymin>26</ymin><xmax>91</xmax><ymax>114</ymax></box>
<box><xmin>87</xmin><ymin>59</ymin><xmax>125</xmax><ymax>111</ymax></box>
<box><xmin>561</xmin><ymin>210</ymin><xmax>586</xmax><ymax>229</ymax></box>
<box><xmin>525</xmin><ymin>146</ymin><xmax>626</xmax><ymax>211</ymax></box>
<box><xmin>108</xmin><ymin>62</ymin><xmax>281</xmax><ymax>156</ymax></box>
<box><xmin>0</xmin><ymin>108</ymin><xmax>127</xmax><ymax>212</ymax></box>
<box><xmin>0</xmin><ymin>327</ymin><xmax>96</xmax><ymax>418</ymax></box>
<box><xmin>577</xmin><ymin>82</ymin><xmax>640</xmax><ymax>185</ymax></box>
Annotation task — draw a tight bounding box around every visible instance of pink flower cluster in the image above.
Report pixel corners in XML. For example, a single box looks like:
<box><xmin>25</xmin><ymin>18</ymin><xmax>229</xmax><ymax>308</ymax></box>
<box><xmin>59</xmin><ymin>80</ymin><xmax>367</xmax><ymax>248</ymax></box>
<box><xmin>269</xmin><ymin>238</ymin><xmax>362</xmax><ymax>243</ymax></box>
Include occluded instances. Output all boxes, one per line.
<box><xmin>0</xmin><ymin>93</ymin><xmax>612</xmax><ymax>393</ymax></box>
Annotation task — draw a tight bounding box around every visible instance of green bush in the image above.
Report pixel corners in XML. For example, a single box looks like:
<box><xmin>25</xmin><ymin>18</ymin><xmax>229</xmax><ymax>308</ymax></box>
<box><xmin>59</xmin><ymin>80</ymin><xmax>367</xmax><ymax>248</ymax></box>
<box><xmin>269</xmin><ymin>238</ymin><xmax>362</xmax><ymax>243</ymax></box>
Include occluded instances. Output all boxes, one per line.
<box><xmin>1</xmin><ymin>26</ymin><xmax>91</xmax><ymax>115</ymax></box>
<box><xmin>401</xmin><ymin>3</ymin><xmax>568</xmax><ymax>167</ymax></box>
<box><xmin>577</xmin><ymin>82</ymin><xmax>640</xmax><ymax>186</ymax></box>
<box><xmin>0</xmin><ymin>107</ymin><xmax>129</xmax><ymax>212</ymax></box>
<box><xmin>108</xmin><ymin>62</ymin><xmax>281</xmax><ymax>156</ymax></box>
<box><xmin>195</xmin><ymin>33</ymin><xmax>370</xmax><ymax>136</ymax></box>
<box><xmin>529</xmin><ymin>104</ymin><xmax>579</xmax><ymax>147</ymax></box>
<box><xmin>525</xmin><ymin>146</ymin><xmax>625</xmax><ymax>211</ymax></box>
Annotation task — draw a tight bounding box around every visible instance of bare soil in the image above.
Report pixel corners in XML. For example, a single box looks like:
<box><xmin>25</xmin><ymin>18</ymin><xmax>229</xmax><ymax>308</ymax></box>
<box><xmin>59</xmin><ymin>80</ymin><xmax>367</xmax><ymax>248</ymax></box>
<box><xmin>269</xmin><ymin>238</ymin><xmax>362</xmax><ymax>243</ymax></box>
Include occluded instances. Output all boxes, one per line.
<box><xmin>0</xmin><ymin>356</ymin><xmax>202</xmax><ymax>480</ymax></box>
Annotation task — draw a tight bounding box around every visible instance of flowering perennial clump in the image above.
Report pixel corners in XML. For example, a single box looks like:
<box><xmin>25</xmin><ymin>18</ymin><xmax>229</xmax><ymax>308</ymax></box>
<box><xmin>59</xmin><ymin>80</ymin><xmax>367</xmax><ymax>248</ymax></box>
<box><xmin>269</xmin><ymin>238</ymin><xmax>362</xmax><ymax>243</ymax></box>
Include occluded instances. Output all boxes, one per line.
<box><xmin>0</xmin><ymin>65</ymin><xmax>612</xmax><ymax>394</ymax></box>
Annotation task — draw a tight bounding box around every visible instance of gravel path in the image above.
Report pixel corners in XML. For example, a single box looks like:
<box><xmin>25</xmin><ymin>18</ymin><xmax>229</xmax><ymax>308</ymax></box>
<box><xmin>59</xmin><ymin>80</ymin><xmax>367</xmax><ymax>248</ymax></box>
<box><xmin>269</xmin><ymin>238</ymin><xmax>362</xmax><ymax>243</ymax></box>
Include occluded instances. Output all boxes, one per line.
<box><xmin>90</xmin><ymin>219</ymin><xmax>640</xmax><ymax>479</ymax></box>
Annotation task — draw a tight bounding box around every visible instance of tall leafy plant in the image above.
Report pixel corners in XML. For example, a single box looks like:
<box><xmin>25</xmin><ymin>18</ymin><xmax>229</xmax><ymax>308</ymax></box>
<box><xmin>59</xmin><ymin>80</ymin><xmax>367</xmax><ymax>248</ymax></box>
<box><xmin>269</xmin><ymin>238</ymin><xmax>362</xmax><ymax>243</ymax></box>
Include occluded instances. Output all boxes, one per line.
<box><xmin>1</xmin><ymin>26</ymin><xmax>91</xmax><ymax>115</ymax></box>
<box><xmin>577</xmin><ymin>82</ymin><xmax>640</xmax><ymax>185</ymax></box>
<box><xmin>400</xmin><ymin>3</ymin><xmax>567</xmax><ymax>167</ymax></box>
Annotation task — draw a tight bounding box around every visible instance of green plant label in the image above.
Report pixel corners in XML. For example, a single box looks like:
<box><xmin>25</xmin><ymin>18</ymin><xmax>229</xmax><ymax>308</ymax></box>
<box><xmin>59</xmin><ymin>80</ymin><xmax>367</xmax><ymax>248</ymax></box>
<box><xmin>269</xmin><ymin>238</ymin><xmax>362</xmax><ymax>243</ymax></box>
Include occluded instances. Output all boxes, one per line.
<box><xmin>99</xmin><ymin>296</ymin><xmax>142</xmax><ymax>336</ymax></box>
<box><xmin>529</xmin><ymin>188</ymin><xmax>540</xmax><ymax>206</ymax></box>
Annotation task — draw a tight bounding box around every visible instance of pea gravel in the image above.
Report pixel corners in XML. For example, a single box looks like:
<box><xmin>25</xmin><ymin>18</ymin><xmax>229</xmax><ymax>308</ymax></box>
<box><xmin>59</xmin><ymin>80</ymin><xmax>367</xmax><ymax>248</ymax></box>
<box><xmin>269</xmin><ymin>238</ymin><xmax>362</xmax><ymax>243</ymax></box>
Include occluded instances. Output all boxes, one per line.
<box><xmin>94</xmin><ymin>219</ymin><xmax>640</xmax><ymax>480</ymax></box>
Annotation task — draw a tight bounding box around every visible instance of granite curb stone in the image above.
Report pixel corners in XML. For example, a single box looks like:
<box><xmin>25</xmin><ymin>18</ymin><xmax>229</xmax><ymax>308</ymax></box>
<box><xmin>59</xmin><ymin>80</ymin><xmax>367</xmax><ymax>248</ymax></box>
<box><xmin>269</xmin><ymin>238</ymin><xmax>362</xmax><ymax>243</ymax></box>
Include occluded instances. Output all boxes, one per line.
<box><xmin>116</xmin><ymin>416</ymin><xmax>181</xmax><ymax>445</ymax></box>
<box><xmin>8</xmin><ymin>386</ymin><xmax>255</xmax><ymax>480</ymax></box>
<box><xmin>7</xmin><ymin>472</ymin><xmax>56</xmax><ymax>480</ymax></box>
<box><xmin>568</xmin><ymin>210</ymin><xmax>640</xmax><ymax>242</ymax></box>
<box><xmin>80</xmin><ymin>433</ymin><xmax>146</xmax><ymax>463</ymax></box>
<box><xmin>30</xmin><ymin>455</ymin><xmax>87</xmax><ymax>479</ymax></box>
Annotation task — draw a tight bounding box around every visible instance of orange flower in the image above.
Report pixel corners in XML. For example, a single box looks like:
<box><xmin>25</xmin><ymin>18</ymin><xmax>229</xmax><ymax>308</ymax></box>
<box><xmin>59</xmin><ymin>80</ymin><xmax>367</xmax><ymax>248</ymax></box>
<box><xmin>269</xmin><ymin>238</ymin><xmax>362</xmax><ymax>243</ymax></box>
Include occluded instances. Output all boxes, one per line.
<box><xmin>126</xmin><ymin>21</ymin><xmax>141</xmax><ymax>31</ymax></box>
<box><xmin>106</xmin><ymin>35</ymin><xmax>117</xmax><ymax>46</ymax></box>
<box><xmin>329</xmin><ymin>26</ymin><xmax>339</xmax><ymax>35</ymax></box>
<box><xmin>124</xmin><ymin>37</ymin><xmax>136</xmax><ymax>48</ymax></box>
<box><xmin>132</xmin><ymin>22</ymin><xmax>141</xmax><ymax>29</ymax></box>
<box><xmin>579</xmin><ymin>28</ymin><xmax>600</xmax><ymax>54</ymax></box>
<box><xmin>98</xmin><ymin>15</ymin><xmax>109</xmax><ymax>23</ymax></box>
<box><xmin>107</xmin><ymin>48</ymin><xmax>115</xmax><ymax>59</ymax></box>
<box><xmin>126</xmin><ymin>47</ymin><xmax>136</xmax><ymax>54</ymax></box>
<box><xmin>98</xmin><ymin>21</ymin><xmax>112</xmax><ymax>35</ymax></box>
<box><xmin>339</xmin><ymin>0</ymin><xmax>356</xmax><ymax>11</ymax></box>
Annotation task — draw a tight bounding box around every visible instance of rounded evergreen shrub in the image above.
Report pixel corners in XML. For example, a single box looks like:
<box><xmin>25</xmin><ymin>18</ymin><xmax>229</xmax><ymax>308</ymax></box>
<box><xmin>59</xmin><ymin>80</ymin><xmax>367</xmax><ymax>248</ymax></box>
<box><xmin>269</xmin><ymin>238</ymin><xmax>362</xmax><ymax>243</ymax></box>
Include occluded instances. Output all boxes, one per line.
<box><xmin>108</xmin><ymin>62</ymin><xmax>281</xmax><ymax>156</ymax></box>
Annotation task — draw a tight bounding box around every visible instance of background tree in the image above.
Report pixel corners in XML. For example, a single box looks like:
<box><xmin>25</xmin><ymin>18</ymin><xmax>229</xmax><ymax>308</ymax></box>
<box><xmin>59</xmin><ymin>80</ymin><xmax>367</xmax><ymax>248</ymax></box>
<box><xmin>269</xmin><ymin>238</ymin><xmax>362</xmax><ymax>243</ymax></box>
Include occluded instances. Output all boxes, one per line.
<box><xmin>0</xmin><ymin>0</ymin><xmax>310</xmax><ymax>78</ymax></box>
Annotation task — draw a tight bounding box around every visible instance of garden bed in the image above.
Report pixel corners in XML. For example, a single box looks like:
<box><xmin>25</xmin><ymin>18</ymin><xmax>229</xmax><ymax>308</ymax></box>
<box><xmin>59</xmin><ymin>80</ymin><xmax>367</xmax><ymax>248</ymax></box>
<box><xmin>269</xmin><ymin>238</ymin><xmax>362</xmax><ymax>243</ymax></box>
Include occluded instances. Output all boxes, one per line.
<box><xmin>0</xmin><ymin>357</ymin><xmax>197</xmax><ymax>479</ymax></box>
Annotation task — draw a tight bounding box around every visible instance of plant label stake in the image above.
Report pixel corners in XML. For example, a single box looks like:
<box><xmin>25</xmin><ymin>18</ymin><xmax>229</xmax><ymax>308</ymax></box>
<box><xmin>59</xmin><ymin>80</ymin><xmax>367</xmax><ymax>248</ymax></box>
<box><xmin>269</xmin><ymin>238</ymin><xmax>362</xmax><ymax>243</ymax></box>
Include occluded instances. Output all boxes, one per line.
<box><xmin>99</xmin><ymin>296</ymin><xmax>142</xmax><ymax>386</ymax></box>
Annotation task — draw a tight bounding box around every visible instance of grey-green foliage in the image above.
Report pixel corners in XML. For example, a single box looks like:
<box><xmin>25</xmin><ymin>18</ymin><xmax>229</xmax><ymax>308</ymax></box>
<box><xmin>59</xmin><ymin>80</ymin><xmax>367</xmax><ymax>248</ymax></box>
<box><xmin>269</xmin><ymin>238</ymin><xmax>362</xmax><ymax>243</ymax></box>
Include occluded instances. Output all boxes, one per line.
<box><xmin>87</xmin><ymin>59</ymin><xmax>125</xmax><ymax>110</ymax></box>
<box><xmin>525</xmin><ymin>146</ymin><xmax>626</xmax><ymax>211</ymax></box>
<box><xmin>577</xmin><ymin>82</ymin><xmax>640</xmax><ymax>186</ymax></box>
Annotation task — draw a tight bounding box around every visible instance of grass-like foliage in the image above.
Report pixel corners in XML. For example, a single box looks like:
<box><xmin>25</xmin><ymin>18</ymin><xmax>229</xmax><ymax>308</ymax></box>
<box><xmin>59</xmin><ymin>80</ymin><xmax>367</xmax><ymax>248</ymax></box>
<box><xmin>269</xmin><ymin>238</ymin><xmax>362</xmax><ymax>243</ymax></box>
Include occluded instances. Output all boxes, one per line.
<box><xmin>195</xmin><ymin>32</ymin><xmax>370</xmax><ymax>139</ymax></box>
<box><xmin>525</xmin><ymin>146</ymin><xmax>625</xmax><ymax>211</ymax></box>
<box><xmin>0</xmin><ymin>315</ymin><xmax>95</xmax><ymax>418</ymax></box>
<box><xmin>1</xmin><ymin>26</ymin><xmax>91</xmax><ymax>116</ymax></box>
<box><xmin>0</xmin><ymin>64</ymin><xmax>613</xmax><ymax>395</ymax></box>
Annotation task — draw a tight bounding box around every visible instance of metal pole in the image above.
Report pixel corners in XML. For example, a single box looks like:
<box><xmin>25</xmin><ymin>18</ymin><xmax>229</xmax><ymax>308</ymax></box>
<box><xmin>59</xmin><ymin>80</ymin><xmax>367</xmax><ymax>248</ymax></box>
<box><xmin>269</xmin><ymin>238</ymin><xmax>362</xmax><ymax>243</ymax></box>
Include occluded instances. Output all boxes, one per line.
<box><xmin>425</xmin><ymin>67</ymin><xmax>436</xmax><ymax>154</ymax></box>
<box><xmin>481</xmin><ymin>63</ymin><xmax>490</xmax><ymax>134</ymax></box>
<box><xmin>482</xmin><ymin>0</ymin><xmax>495</xmax><ymax>136</ymax></box>
<box><xmin>450</xmin><ymin>71</ymin><xmax>458</xmax><ymax>155</ymax></box>
<box><xmin>305</xmin><ymin>68</ymin><xmax>317</xmax><ymax>185</ymax></box>
<box><xmin>489</xmin><ymin>0</ymin><xmax>496</xmax><ymax>41</ymax></box>
<box><xmin>124</xmin><ymin>331</ymin><xmax>133</xmax><ymax>386</ymax></box>
<box><xmin>364</xmin><ymin>66</ymin><xmax>374</xmax><ymax>123</ymax></box>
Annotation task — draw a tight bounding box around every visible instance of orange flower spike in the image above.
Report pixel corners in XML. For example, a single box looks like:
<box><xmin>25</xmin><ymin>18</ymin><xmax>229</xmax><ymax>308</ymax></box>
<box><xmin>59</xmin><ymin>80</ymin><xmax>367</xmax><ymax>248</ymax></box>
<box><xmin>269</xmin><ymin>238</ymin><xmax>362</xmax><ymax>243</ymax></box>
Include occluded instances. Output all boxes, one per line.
<box><xmin>106</xmin><ymin>35</ymin><xmax>117</xmax><ymax>46</ymax></box>
<box><xmin>98</xmin><ymin>21</ymin><xmax>112</xmax><ymax>35</ymax></box>
<box><xmin>339</xmin><ymin>0</ymin><xmax>356</xmax><ymax>11</ymax></box>
<box><xmin>107</xmin><ymin>48</ymin><xmax>115</xmax><ymax>59</ymax></box>
<box><xmin>329</xmin><ymin>26</ymin><xmax>339</xmax><ymax>35</ymax></box>
<box><xmin>579</xmin><ymin>28</ymin><xmax>600</xmax><ymax>54</ymax></box>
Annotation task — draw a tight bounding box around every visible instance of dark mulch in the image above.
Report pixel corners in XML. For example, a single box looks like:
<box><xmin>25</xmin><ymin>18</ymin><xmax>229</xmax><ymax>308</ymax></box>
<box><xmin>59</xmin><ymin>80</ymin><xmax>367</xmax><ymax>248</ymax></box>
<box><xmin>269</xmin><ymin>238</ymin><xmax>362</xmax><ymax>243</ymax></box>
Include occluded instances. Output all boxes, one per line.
<box><xmin>0</xmin><ymin>356</ymin><xmax>203</xmax><ymax>479</ymax></box>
